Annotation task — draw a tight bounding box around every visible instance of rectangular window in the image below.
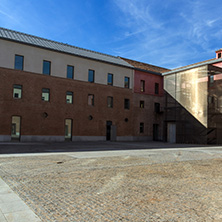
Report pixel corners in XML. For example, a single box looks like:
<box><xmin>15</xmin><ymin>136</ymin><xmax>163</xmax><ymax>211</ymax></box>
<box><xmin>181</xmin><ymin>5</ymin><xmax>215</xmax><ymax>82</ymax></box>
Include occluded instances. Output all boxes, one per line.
<box><xmin>42</xmin><ymin>88</ymin><xmax>50</xmax><ymax>101</ymax></box>
<box><xmin>88</xmin><ymin>69</ymin><xmax>95</xmax><ymax>83</ymax></box>
<box><xmin>124</xmin><ymin>98</ymin><xmax>130</xmax><ymax>109</ymax></box>
<box><xmin>43</xmin><ymin>60</ymin><xmax>51</xmax><ymax>75</ymax></box>
<box><xmin>66</xmin><ymin>91</ymin><xmax>73</xmax><ymax>104</ymax></box>
<box><xmin>140</xmin><ymin>122</ymin><xmax>144</xmax><ymax>133</ymax></box>
<box><xmin>107</xmin><ymin>73</ymin><xmax>113</xmax><ymax>86</ymax></box>
<box><xmin>154</xmin><ymin>102</ymin><xmax>160</xmax><ymax>113</ymax></box>
<box><xmin>88</xmin><ymin>94</ymin><xmax>94</xmax><ymax>106</ymax></box>
<box><xmin>124</xmin><ymin>77</ymin><xmax>130</xmax><ymax>88</ymax></box>
<box><xmin>67</xmin><ymin>65</ymin><xmax>74</xmax><ymax>79</ymax></box>
<box><xmin>140</xmin><ymin>100</ymin><xmax>144</xmax><ymax>108</ymax></box>
<box><xmin>14</xmin><ymin>55</ymin><xmax>24</xmax><ymax>70</ymax></box>
<box><xmin>13</xmin><ymin>84</ymin><xmax>22</xmax><ymax>99</ymax></box>
<box><xmin>155</xmin><ymin>83</ymin><xmax>159</xmax><ymax>94</ymax></box>
<box><xmin>140</xmin><ymin>80</ymin><xmax>145</xmax><ymax>92</ymax></box>
<box><xmin>107</xmin><ymin>96</ymin><xmax>113</xmax><ymax>108</ymax></box>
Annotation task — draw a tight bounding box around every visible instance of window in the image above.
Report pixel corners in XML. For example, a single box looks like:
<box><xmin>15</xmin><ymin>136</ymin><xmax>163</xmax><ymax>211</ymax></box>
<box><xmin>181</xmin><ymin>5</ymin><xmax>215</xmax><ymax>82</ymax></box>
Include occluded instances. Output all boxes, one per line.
<box><xmin>124</xmin><ymin>98</ymin><xmax>130</xmax><ymax>109</ymax></box>
<box><xmin>218</xmin><ymin>53</ymin><xmax>222</xmax><ymax>58</ymax></box>
<box><xmin>88</xmin><ymin>70</ymin><xmax>95</xmax><ymax>83</ymax></box>
<box><xmin>124</xmin><ymin>77</ymin><xmax>130</xmax><ymax>88</ymax></box>
<box><xmin>210</xmin><ymin>75</ymin><xmax>214</xmax><ymax>84</ymax></box>
<box><xmin>43</xmin><ymin>60</ymin><xmax>51</xmax><ymax>75</ymax></box>
<box><xmin>42</xmin><ymin>88</ymin><xmax>50</xmax><ymax>101</ymax></box>
<box><xmin>155</xmin><ymin>83</ymin><xmax>159</xmax><ymax>94</ymax></box>
<box><xmin>140</xmin><ymin>80</ymin><xmax>145</xmax><ymax>92</ymax></box>
<box><xmin>13</xmin><ymin>85</ymin><xmax>22</xmax><ymax>99</ymax></box>
<box><xmin>154</xmin><ymin>102</ymin><xmax>160</xmax><ymax>113</ymax></box>
<box><xmin>67</xmin><ymin>65</ymin><xmax>74</xmax><ymax>79</ymax></box>
<box><xmin>66</xmin><ymin>91</ymin><xmax>73</xmax><ymax>104</ymax></box>
<box><xmin>14</xmin><ymin>55</ymin><xmax>24</xmax><ymax>70</ymax></box>
<box><xmin>140</xmin><ymin>122</ymin><xmax>144</xmax><ymax>133</ymax></box>
<box><xmin>88</xmin><ymin>94</ymin><xmax>94</xmax><ymax>106</ymax></box>
<box><xmin>107</xmin><ymin>96</ymin><xmax>113</xmax><ymax>108</ymax></box>
<box><xmin>140</xmin><ymin>101</ymin><xmax>144</xmax><ymax>108</ymax></box>
<box><xmin>107</xmin><ymin>73</ymin><xmax>113</xmax><ymax>86</ymax></box>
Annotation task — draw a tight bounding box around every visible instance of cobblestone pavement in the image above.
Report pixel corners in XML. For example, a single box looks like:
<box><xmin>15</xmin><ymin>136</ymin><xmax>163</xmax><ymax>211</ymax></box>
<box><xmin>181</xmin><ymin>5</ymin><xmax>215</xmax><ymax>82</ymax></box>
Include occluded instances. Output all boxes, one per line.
<box><xmin>0</xmin><ymin>147</ymin><xmax>222</xmax><ymax>221</ymax></box>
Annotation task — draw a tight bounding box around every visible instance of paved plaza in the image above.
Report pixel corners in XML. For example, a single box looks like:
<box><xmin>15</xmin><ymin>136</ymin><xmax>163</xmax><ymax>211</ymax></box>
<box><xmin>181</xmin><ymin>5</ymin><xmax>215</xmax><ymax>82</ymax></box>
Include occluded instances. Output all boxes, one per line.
<box><xmin>0</xmin><ymin>142</ymin><xmax>222</xmax><ymax>221</ymax></box>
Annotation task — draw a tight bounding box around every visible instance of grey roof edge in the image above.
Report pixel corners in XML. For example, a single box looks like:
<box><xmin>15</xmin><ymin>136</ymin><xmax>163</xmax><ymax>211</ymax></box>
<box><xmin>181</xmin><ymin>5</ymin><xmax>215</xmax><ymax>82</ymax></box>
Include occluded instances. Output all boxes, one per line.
<box><xmin>162</xmin><ymin>58</ymin><xmax>222</xmax><ymax>75</ymax></box>
<box><xmin>0</xmin><ymin>27</ymin><xmax>133</xmax><ymax>68</ymax></box>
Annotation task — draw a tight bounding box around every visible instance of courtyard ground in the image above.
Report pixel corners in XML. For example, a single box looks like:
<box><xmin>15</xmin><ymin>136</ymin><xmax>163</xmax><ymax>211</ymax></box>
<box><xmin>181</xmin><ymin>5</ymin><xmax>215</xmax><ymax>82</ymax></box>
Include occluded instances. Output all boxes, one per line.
<box><xmin>0</xmin><ymin>142</ymin><xmax>222</xmax><ymax>221</ymax></box>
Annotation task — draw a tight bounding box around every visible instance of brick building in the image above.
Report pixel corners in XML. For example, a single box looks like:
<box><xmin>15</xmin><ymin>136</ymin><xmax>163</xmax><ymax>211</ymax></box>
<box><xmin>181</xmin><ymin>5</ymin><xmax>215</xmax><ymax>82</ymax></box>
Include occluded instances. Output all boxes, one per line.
<box><xmin>0</xmin><ymin>27</ymin><xmax>167</xmax><ymax>142</ymax></box>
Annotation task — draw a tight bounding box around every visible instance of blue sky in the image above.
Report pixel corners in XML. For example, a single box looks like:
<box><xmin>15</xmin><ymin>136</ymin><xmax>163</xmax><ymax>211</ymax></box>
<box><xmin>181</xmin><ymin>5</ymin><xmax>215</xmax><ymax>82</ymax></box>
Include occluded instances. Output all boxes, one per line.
<box><xmin>0</xmin><ymin>0</ymin><xmax>222</xmax><ymax>69</ymax></box>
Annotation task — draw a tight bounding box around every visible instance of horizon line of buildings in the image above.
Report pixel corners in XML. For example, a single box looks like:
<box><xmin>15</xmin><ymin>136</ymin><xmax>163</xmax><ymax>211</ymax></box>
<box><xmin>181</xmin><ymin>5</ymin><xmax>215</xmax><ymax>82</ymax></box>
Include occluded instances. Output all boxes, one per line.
<box><xmin>1</xmin><ymin>27</ymin><xmax>222</xmax><ymax>144</ymax></box>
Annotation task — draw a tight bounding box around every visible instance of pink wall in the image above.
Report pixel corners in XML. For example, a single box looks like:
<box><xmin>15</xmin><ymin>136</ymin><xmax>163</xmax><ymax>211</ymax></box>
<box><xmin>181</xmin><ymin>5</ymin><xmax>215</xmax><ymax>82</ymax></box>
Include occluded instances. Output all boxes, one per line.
<box><xmin>134</xmin><ymin>70</ymin><xmax>164</xmax><ymax>96</ymax></box>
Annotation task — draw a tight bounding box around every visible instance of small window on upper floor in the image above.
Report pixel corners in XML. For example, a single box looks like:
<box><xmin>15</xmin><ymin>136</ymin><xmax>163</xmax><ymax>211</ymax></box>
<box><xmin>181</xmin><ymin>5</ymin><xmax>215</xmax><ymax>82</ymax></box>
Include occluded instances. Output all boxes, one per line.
<box><xmin>14</xmin><ymin>55</ymin><xmax>24</xmax><ymax>70</ymax></box>
<box><xmin>155</xmin><ymin>83</ymin><xmax>159</xmax><ymax>94</ymax></box>
<box><xmin>107</xmin><ymin>96</ymin><xmax>113</xmax><ymax>108</ymax></box>
<box><xmin>124</xmin><ymin>98</ymin><xmax>130</xmax><ymax>109</ymax></box>
<box><xmin>67</xmin><ymin>65</ymin><xmax>74</xmax><ymax>79</ymax></box>
<box><xmin>13</xmin><ymin>84</ymin><xmax>22</xmax><ymax>99</ymax></box>
<box><xmin>88</xmin><ymin>94</ymin><xmax>94</xmax><ymax>106</ymax></box>
<box><xmin>140</xmin><ymin>80</ymin><xmax>145</xmax><ymax>92</ymax></box>
<box><xmin>43</xmin><ymin>60</ymin><xmax>51</xmax><ymax>75</ymax></box>
<box><xmin>218</xmin><ymin>53</ymin><xmax>222</xmax><ymax>58</ymax></box>
<box><xmin>42</xmin><ymin>88</ymin><xmax>50</xmax><ymax>101</ymax></box>
<box><xmin>124</xmin><ymin>77</ymin><xmax>130</xmax><ymax>88</ymax></box>
<box><xmin>140</xmin><ymin>100</ymin><xmax>144</xmax><ymax>108</ymax></box>
<box><xmin>107</xmin><ymin>73</ymin><xmax>113</xmax><ymax>86</ymax></box>
<box><xmin>66</xmin><ymin>91</ymin><xmax>73</xmax><ymax>104</ymax></box>
<box><xmin>140</xmin><ymin>122</ymin><xmax>144</xmax><ymax>133</ymax></box>
<box><xmin>88</xmin><ymin>70</ymin><xmax>95</xmax><ymax>83</ymax></box>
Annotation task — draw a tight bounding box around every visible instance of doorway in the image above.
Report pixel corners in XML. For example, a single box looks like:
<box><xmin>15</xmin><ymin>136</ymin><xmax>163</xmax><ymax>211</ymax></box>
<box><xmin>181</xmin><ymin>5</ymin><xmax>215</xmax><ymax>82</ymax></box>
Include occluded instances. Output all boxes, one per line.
<box><xmin>106</xmin><ymin>121</ymin><xmax>112</xmax><ymax>141</ymax></box>
<box><xmin>167</xmin><ymin>123</ymin><xmax>176</xmax><ymax>143</ymax></box>
<box><xmin>65</xmin><ymin>119</ymin><xmax>72</xmax><ymax>141</ymax></box>
<box><xmin>11</xmin><ymin>116</ymin><xmax>21</xmax><ymax>141</ymax></box>
<box><xmin>153</xmin><ymin>124</ymin><xmax>159</xmax><ymax>141</ymax></box>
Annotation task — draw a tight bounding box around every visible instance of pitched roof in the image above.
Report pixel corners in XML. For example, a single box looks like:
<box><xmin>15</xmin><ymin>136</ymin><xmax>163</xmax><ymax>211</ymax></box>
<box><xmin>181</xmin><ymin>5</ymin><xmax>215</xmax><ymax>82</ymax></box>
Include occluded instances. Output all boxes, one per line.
<box><xmin>0</xmin><ymin>27</ymin><xmax>133</xmax><ymax>68</ymax></box>
<box><xmin>120</xmin><ymin>57</ymin><xmax>170</xmax><ymax>74</ymax></box>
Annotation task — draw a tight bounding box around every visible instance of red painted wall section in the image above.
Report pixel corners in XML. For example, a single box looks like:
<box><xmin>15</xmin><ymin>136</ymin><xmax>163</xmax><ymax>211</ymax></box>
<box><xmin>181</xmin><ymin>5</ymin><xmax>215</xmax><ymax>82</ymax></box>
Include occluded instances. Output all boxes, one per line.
<box><xmin>134</xmin><ymin>70</ymin><xmax>164</xmax><ymax>96</ymax></box>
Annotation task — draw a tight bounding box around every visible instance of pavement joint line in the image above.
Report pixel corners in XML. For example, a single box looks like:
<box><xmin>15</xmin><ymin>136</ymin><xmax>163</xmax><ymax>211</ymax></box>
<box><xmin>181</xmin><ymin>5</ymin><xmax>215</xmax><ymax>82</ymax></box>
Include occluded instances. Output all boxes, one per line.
<box><xmin>0</xmin><ymin>178</ymin><xmax>41</xmax><ymax>222</ymax></box>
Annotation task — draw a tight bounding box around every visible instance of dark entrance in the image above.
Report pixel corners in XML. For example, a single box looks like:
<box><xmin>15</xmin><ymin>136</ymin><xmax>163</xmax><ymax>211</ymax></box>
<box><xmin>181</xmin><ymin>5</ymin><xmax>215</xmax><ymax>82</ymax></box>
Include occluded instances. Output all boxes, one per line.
<box><xmin>106</xmin><ymin>121</ymin><xmax>112</xmax><ymax>141</ymax></box>
<box><xmin>153</xmin><ymin>124</ymin><xmax>159</xmax><ymax>141</ymax></box>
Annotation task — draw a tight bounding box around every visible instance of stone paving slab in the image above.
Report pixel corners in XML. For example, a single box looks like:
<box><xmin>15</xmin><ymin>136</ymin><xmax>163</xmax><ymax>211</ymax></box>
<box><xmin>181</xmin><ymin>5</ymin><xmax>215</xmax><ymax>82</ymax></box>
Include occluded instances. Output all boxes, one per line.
<box><xmin>0</xmin><ymin>178</ymin><xmax>41</xmax><ymax>222</ymax></box>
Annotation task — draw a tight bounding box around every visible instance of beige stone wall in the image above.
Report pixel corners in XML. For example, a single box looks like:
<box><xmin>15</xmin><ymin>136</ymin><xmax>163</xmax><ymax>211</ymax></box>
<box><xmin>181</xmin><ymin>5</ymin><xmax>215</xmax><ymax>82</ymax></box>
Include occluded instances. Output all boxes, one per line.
<box><xmin>0</xmin><ymin>39</ymin><xmax>133</xmax><ymax>88</ymax></box>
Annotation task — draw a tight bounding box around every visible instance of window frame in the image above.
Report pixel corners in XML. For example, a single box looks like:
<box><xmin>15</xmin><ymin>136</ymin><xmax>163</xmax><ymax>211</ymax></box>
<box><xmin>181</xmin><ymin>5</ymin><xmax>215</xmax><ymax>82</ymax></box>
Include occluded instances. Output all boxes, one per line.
<box><xmin>107</xmin><ymin>96</ymin><xmax>113</xmax><ymax>108</ymax></box>
<box><xmin>107</xmin><ymin>73</ymin><xmax>113</xmax><ymax>86</ymax></box>
<box><xmin>155</xmin><ymin>83</ymin><xmax>159</xmax><ymax>95</ymax></box>
<box><xmin>42</xmin><ymin>88</ymin><xmax>50</xmax><ymax>101</ymax></box>
<box><xmin>140</xmin><ymin>100</ymin><xmax>145</xmax><ymax>108</ymax></box>
<box><xmin>124</xmin><ymin>98</ymin><xmax>130</xmax><ymax>110</ymax></box>
<box><xmin>67</xmin><ymin>65</ymin><xmax>74</xmax><ymax>79</ymax></box>
<box><xmin>140</xmin><ymin>80</ymin><xmax>145</xmax><ymax>92</ymax></box>
<box><xmin>43</xmin><ymin>60</ymin><xmax>51</xmax><ymax>75</ymax></box>
<box><xmin>140</xmin><ymin>122</ymin><xmax>144</xmax><ymax>133</ymax></box>
<box><xmin>154</xmin><ymin>102</ymin><xmax>160</xmax><ymax>113</ymax></box>
<box><xmin>88</xmin><ymin>94</ymin><xmax>94</xmax><ymax>106</ymax></box>
<box><xmin>13</xmin><ymin>84</ymin><xmax>22</xmax><ymax>99</ymax></box>
<box><xmin>66</xmin><ymin>91</ymin><xmax>73</xmax><ymax>104</ymax></box>
<box><xmin>88</xmin><ymin>69</ymin><xmax>95</xmax><ymax>83</ymax></box>
<box><xmin>124</xmin><ymin>77</ymin><xmax>130</xmax><ymax>88</ymax></box>
<box><xmin>14</xmin><ymin>55</ymin><xmax>24</xmax><ymax>71</ymax></box>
